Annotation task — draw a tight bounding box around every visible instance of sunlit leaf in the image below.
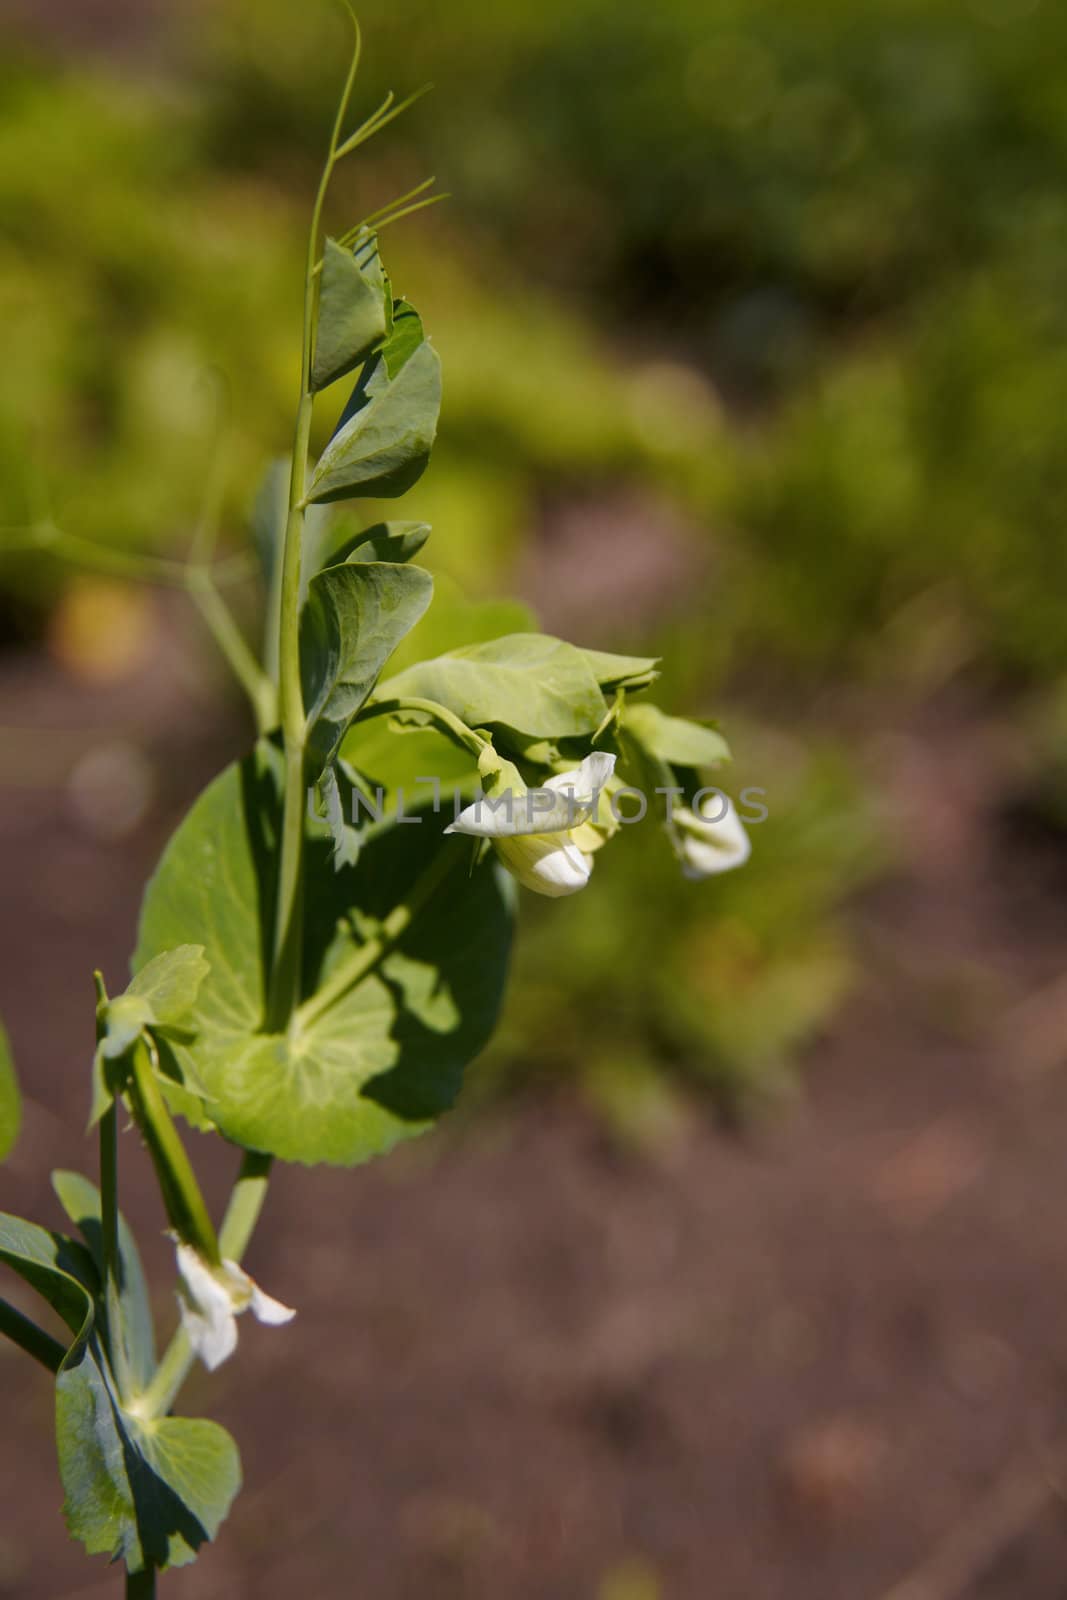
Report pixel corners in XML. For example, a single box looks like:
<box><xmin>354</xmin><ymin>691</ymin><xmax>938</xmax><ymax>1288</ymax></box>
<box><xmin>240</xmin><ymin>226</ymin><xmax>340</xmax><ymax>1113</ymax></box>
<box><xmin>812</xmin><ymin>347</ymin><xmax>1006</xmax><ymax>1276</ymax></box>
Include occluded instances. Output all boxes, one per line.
<box><xmin>311</xmin><ymin>234</ymin><xmax>391</xmax><ymax>392</ymax></box>
<box><xmin>624</xmin><ymin>702</ymin><xmax>731</xmax><ymax>769</ymax></box>
<box><xmin>302</xmin><ymin>559</ymin><xmax>434</xmax><ymax>771</ymax></box>
<box><xmin>307</xmin><ymin>306</ymin><xmax>441</xmax><ymax>504</ymax></box>
<box><xmin>126</xmin><ymin>945</ymin><xmax>210</xmax><ymax>1032</ymax></box>
<box><xmin>0</xmin><ymin>1211</ymin><xmax>238</xmax><ymax>1573</ymax></box>
<box><xmin>375</xmin><ymin>632</ymin><xmax>608</xmax><ymax>738</ymax></box>
<box><xmin>581</xmin><ymin>648</ymin><xmax>660</xmax><ymax>693</ymax></box>
<box><xmin>134</xmin><ymin>748</ymin><xmax>514</xmax><ymax>1166</ymax></box>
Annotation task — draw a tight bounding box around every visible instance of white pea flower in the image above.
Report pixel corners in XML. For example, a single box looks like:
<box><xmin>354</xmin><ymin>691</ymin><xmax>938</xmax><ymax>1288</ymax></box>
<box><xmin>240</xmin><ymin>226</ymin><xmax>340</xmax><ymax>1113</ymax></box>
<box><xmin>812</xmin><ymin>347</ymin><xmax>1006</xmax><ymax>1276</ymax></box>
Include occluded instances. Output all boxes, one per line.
<box><xmin>175</xmin><ymin>1241</ymin><xmax>295</xmax><ymax>1372</ymax></box>
<box><xmin>446</xmin><ymin>751</ymin><xmax>616</xmax><ymax>899</ymax></box>
<box><xmin>673</xmin><ymin>791</ymin><xmax>751</xmax><ymax>879</ymax></box>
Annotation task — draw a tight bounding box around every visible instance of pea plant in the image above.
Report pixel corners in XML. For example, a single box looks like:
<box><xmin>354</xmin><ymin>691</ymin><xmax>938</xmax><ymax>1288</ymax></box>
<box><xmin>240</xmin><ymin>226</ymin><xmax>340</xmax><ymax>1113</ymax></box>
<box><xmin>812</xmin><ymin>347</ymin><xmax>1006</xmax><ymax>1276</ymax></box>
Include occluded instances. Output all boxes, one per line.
<box><xmin>0</xmin><ymin>21</ymin><xmax>750</xmax><ymax>1596</ymax></box>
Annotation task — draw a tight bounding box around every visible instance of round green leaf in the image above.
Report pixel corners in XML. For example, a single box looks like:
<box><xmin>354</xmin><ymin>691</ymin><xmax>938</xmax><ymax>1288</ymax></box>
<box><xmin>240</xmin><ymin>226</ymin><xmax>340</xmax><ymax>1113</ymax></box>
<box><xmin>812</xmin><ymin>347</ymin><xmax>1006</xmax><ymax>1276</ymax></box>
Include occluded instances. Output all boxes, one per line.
<box><xmin>0</xmin><ymin>1210</ymin><xmax>240</xmax><ymax>1572</ymax></box>
<box><xmin>134</xmin><ymin>748</ymin><xmax>515</xmax><ymax>1166</ymax></box>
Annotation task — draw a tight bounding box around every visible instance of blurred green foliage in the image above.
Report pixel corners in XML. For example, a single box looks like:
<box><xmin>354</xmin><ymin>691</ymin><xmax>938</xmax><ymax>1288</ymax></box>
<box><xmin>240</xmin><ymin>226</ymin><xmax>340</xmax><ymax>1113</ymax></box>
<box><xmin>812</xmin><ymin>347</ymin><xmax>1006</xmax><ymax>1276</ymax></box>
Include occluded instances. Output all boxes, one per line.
<box><xmin>2</xmin><ymin>0</ymin><xmax>1055</xmax><ymax>1120</ymax></box>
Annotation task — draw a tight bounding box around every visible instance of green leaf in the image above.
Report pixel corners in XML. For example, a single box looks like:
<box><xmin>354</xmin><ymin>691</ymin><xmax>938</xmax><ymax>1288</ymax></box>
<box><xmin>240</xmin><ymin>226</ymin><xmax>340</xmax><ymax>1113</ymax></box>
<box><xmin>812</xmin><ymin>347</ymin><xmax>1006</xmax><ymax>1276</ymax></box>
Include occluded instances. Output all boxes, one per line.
<box><xmin>302</xmin><ymin>560</ymin><xmax>434</xmax><ymax>770</ymax></box>
<box><xmin>377</xmin><ymin>299</ymin><xmax>424</xmax><ymax>374</ymax></box>
<box><xmin>311</xmin><ymin>235</ymin><xmax>391</xmax><ymax>392</ymax></box>
<box><xmin>91</xmin><ymin>947</ymin><xmax>210</xmax><ymax>1127</ymax></box>
<box><xmin>126</xmin><ymin>945</ymin><xmax>210</xmax><ymax>1032</ymax></box>
<box><xmin>342</xmin><ymin>519</ymin><xmax>431</xmax><ymax>565</ymax></box>
<box><xmin>381</xmin><ymin>575</ymin><xmax>537</xmax><ymax>683</ymax></box>
<box><xmin>134</xmin><ymin>748</ymin><xmax>515</xmax><ymax>1166</ymax></box>
<box><xmin>581</xmin><ymin>648</ymin><xmax>660</xmax><ymax>693</ymax></box>
<box><xmin>624</xmin><ymin>702</ymin><xmax>731</xmax><ymax>769</ymax></box>
<box><xmin>0</xmin><ymin>1211</ymin><xmax>240</xmax><ymax>1571</ymax></box>
<box><xmin>0</xmin><ymin>1019</ymin><xmax>20</xmax><ymax>1163</ymax></box>
<box><xmin>307</xmin><ymin>312</ymin><xmax>441</xmax><ymax>504</ymax></box>
<box><xmin>343</xmin><ymin>717</ymin><xmax>478</xmax><ymax>802</ymax></box>
<box><xmin>52</xmin><ymin>1170</ymin><xmax>157</xmax><ymax>1392</ymax></box>
<box><xmin>57</xmin><ymin>1348</ymin><xmax>241</xmax><ymax>1572</ymax></box>
<box><xmin>0</xmin><ymin>1211</ymin><xmax>97</xmax><ymax>1339</ymax></box>
<box><xmin>376</xmin><ymin>632</ymin><xmax>609</xmax><ymax>738</ymax></box>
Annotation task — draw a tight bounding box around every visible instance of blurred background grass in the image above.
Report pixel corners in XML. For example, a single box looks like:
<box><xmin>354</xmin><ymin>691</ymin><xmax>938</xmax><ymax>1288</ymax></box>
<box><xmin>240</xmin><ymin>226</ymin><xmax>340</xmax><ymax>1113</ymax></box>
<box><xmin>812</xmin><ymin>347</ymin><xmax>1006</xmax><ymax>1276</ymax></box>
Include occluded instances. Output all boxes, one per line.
<box><xmin>0</xmin><ymin>0</ymin><xmax>1060</xmax><ymax>1127</ymax></box>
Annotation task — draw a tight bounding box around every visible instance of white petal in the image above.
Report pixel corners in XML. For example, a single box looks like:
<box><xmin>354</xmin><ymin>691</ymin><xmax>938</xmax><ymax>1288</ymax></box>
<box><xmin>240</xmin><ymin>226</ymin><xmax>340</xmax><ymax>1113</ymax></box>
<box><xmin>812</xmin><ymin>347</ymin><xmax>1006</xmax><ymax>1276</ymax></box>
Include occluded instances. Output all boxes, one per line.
<box><xmin>218</xmin><ymin>1258</ymin><xmax>297</xmax><ymax>1326</ymax></box>
<box><xmin>676</xmin><ymin>797</ymin><xmax>751</xmax><ymax>879</ymax></box>
<box><xmin>175</xmin><ymin>1243</ymin><xmax>239</xmax><ymax>1371</ymax></box>
<box><xmin>543</xmin><ymin>751</ymin><xmax>616</xmax><ymax>803</ymax></box>
<box><xmin>245</xmin><ymin>1282</ymin><xmax>297</xmax><ymax>1327</ymax></box>
<box><xmin>179</xmin><ymin>1296</ymin><xmax>238</xmax><ymax>1372</ymax></box>
<box><xmin>447</xmin><ymin>753</ymin><xmax>616</xmax><ymax>840</ymax></box>
<box><xmin>448</xmin><ymin>787</ymin><xmax>579</xmax><ymax>839</ymax></box>
<box><xmin>497</xmin><ymin>834</ymin><xmax>594</xmax><ymax>897</ymax></box>
<box><xmin>176</xmin><ymin>1243</ymin><xmax>232</xmax><ymax>1321</ymax></box>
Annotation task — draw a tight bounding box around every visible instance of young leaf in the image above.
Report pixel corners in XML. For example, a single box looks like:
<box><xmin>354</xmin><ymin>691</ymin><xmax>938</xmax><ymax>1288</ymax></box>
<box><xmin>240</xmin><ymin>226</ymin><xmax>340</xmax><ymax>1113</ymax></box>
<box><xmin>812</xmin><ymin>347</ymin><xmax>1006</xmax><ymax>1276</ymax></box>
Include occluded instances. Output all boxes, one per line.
<box><xmin>52</xmin><ymin>1170</ymin><xmax>157</xmax><ymax>1392</ymax></box>
<box><xmin>311</xmin><ymin>235</ymin><xmax>391</xmax><ymax>392</ymax></box>
<box><xmin>581</xmin><ymin>648</ymin><xmax>660</xmax><ymax>694</ymax></box>
<box><xmin>0</xmin><ymin>1212</ymin><xmax>97</xmax><ymax>1340</ymax></box>
<box><xmin>134</xmin><ymin>748</ymin><xmax>515</xmax><ymax>1166</ymax></box>
<box><xmin>375</xmin><ymin>633</ymin><xmax>609</xmax><ymax>738</ymax></box>
<box><xmin>307</xmin><ymin>311</ymin><xmax>441</xmax><ymax>504</ymax></box>
<box><xmin>126</xmin><ymin>945</ymin><xmax>210</xmax><ymax>1032</ymax></box>
<box><xmin>624</xmin><ymin>702</ymin><xmax>731</xmax><ymax>769</ymax></box>
<box><xmin>90</xmin><ymin>947</ymin><xmax>210</xmax><ymax>1126</ymax></box>
<box><xmin>342</xmin><ymin>519</ymin><xmax>431</xmax><ymax>565</ymax></box>
<box><xmin>0</xmin><ymin>1213</ymin><xmax>240</xmax><ymax>1569</ymax></box>
<box><xmin>0</xmin><ymin>1019</ymin><xmax>20</xmax><ymax>1163</ymax></box>
<box><xmin>302</xmin><ymin>559</ymin><xmax>433</xmax><ymax>768</ymax></box>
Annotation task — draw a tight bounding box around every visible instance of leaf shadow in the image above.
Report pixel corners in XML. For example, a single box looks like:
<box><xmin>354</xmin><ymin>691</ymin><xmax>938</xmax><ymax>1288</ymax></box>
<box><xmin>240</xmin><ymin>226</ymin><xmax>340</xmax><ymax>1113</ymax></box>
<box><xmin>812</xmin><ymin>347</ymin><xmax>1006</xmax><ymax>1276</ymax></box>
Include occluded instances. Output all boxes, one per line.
<box><xmin>302</xmin><ymin>811</ymin><xmax>513</xmax><ymax>1126</ymax></box>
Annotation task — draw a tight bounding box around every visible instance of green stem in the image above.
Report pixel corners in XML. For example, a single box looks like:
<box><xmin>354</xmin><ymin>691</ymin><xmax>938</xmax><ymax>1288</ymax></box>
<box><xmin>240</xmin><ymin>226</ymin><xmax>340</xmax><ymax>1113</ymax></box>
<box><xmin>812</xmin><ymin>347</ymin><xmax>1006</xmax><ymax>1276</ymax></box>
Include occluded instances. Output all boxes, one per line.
<box><xmin>218</xmin><ymin>1150</ymin><xmax>273</xmax><ymax>1260</ymax></box>
<box><xmin>99</xmin><ymin>1105</ymin><xmax>134</xmax><ymax>1401</ymax></box>
<box><xmin>186</xmin><ymin>569</ymin><xmax>276</xmax><ymax>733</ymax></box>
<box><xmin>127</xmin><ymin>1041</ymin><xmax>219</xmax><ymax>1264</ymax></box>
<box><xmin>294</xmin><ymin>843</ymin><xmax>459</xmax><ymax>1033</ymax></box>
<box><xmin>1</xmin><ymin>521</ymin><xmax>256</xmax><ymax>589</ymax></box>
<box><xmin>126</xmin><ymin>1563</ymin><xmax>156</xmax><ymax>1598</ymax></box>
<box><xmin>0</xmin><ymin>1296</ymin><xmax>65</xmax><ymax>1373</ymax></box>
<box><xmin>358</xmin><ymin>695</ymin><xmax>489</xmax><ymax>758</ymax></box>
<box><xmin>135</xmin><ymin>1151</ymin><xmax>274</xmax><ymax>1421</ymax></box>
<box><xmin>269</xmin><ymin>32</ymin><xmax>362</xmax><ymax>1031</ymax></box>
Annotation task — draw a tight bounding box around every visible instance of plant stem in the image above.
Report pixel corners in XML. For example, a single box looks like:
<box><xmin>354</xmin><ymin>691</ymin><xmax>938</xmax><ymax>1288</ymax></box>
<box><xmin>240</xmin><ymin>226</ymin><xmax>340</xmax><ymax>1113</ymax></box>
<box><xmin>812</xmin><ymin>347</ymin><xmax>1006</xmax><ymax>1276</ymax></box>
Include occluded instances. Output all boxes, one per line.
<box><xmin>126</xmin><ymin>1563</ymin><xmax>156</xmax><ymax>1598</ymax></box>
<box><xmin>99</xmin><ymin>1104</ymin><xmax>134</xmax><ymax>1401</ymax></box>
<box><xmin>1</xmin><ymin>520</ymin><xmax>256</xmax><ymax>588</ymax></box>
<box><xmin>0</xmin><ymin>1296</ymin><xmax>65</xmax><ymax>1373</ymax></box>
<box><xmin>268</xmin><ymin>29</ymin><xmax>361</xmax><ymax>1030</ymax></box>
<box><xmin>294</xmin><ymin>843</ymin><xmax>459</xmax><ymax>1032</ymax></box>
<box><xmin>127</xmin><ymin>1041</ymin><xmax>219</xmax><ymax>1264</ymax></box>
<box><xmin>186</xmin><ymin>568</ymin><xmax>277</xmax><ymax>733</ymax></box>
<box><xmin>268</xmin><ymin>397</ymin><xmax>312</xmax><ymax>1032</ymax></box>
<box><xmin>135</xmin><ymin>1150</ymin><xmax>274</xmax><ymax>1421</ymax></box>
<box><xmin>357</xmin><ymin>695</ymin><xmax>489</xmax><ymax>758</ymax></box>
<box><xmin>218</xmin><ymin>1150</ymin><xmax>273</xmax><ymax>1260</ymax></box>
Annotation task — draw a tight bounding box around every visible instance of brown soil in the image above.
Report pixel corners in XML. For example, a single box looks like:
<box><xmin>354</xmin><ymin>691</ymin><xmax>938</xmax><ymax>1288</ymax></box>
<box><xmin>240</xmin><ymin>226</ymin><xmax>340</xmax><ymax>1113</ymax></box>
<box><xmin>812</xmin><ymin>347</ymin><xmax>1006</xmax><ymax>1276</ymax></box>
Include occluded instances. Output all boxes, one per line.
<box><xmin>2</xmin><ymin>638</ymin><xmax>1067</xmax><ymax>1600</ymax></box>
